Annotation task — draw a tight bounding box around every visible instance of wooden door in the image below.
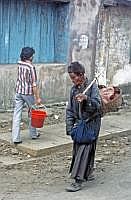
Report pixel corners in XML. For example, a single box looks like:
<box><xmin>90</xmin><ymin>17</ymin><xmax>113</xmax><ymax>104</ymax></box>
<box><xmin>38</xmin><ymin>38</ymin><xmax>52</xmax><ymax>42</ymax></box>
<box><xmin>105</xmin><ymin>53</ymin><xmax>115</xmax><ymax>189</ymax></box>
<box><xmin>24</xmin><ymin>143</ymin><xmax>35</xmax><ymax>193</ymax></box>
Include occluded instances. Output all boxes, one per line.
<box><xmin>0</xmin><ymin>0</ymin><xmax>69</xmax><ymax>63</ymax></box>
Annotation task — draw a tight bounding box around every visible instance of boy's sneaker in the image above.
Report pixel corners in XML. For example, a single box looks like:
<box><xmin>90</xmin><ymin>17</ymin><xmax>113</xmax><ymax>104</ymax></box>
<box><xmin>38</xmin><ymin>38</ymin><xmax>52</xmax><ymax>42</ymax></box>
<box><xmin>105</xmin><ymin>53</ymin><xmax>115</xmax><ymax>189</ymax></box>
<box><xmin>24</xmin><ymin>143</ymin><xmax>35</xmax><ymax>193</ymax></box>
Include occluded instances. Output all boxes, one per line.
<box><xmin>13</xmin><ymin>141</ymin><xmax>22</xmax><ymax>145</ymax></box>
<box><xmin>66</xmin><ymin>182</ymin><xmax>82</xmax><ymax>192</ymax></box>
<box><xmin>32</xmin><ymin>133</ymin><xmax>40</xmax><ymax>140</ymax></box>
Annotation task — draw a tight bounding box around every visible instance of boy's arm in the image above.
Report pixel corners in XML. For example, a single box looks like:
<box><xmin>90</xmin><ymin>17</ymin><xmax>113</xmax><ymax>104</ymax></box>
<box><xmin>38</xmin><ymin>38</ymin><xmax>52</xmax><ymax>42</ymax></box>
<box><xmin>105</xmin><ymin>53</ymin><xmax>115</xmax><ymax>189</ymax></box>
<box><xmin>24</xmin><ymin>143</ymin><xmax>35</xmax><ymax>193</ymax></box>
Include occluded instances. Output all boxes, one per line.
<box><xmin>31</xmin><ymin>66</ymin><xmax>42</xmax><ymax>105</ymax></box>
<box><xmin>33</xmin><ymin>86</ymin><xmax>42</xmax><ymax>105</ymax></box>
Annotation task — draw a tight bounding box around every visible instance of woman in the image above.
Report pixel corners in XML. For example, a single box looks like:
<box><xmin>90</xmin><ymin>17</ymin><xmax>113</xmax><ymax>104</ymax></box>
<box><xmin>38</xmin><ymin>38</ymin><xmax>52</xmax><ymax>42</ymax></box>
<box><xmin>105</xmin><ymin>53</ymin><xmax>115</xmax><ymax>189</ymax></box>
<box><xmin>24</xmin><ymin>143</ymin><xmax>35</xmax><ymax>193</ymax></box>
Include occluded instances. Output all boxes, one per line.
<box><xmin>66</xmin><ymin>61</ymin><xmax>102</xmax><ymax>192</ymax></box>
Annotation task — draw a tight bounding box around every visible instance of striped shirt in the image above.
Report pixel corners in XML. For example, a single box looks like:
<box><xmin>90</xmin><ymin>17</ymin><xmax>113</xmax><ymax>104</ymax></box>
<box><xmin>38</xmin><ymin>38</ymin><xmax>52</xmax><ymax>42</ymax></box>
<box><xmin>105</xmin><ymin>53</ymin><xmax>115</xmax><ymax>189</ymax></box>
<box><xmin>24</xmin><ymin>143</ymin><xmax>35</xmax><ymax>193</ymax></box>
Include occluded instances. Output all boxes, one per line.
<box><xmin>16</xmin><ymin>61</ymin><xmax>37</xmax><ymax>95</ymax></box>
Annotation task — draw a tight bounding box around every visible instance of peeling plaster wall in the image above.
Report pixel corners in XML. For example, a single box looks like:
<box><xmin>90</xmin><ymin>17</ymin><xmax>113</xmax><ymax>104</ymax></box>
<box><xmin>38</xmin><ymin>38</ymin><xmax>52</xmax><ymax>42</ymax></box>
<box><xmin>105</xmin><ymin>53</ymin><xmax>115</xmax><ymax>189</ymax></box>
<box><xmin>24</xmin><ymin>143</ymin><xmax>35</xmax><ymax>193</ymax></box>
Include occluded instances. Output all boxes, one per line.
<box><xmin>0</xmin><ymin>65</ymin><xmax>17</xmax><ymax>110</ymax></box>
<box><xmin>96</xmin><ymin>5</ymin><xmax>131</xmax><ymax>89</ymax></box>
<box><xmin>38</xmin><ymin>64</ymin><xmax>71</xmax><ymax>103</ymax></box>
<box><xmin>0</xmin><ymin>64</ymin><xmax>71</xmax><ymax>109</ymax></box>
<box><xmin>1</xmin><ymin>1</ymin><xmax>131</xmax><ymax>109</ymax></box>
<box><xmin>0</xmin><ymin>0</ymin><xmax>102</xmax><ymax>109</ymax></box>
<box><xmin>69</xmin><ymin>0</ymin><xmax>101</xmax><ymax>77</ymax></box>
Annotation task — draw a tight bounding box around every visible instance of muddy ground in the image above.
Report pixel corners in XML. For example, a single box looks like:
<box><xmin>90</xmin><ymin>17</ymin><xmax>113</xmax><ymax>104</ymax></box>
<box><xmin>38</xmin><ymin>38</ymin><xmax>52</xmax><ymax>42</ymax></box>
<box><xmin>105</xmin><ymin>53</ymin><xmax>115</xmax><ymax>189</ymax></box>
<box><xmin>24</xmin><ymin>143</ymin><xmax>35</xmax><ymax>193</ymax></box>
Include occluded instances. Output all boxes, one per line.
<box><xmin>0</xmin><ymin>130</ymin><xmax>130</xmax><ymax>195</ymax></box>
<box><xmin>0</xmin><ymin>103</ymin><xmax>66</xmax><ymax>132</ymax></box>
<box><xmin>0</xmin><ymin>105</ymin><xmax>131</xmax><ymax>198</ymax></box>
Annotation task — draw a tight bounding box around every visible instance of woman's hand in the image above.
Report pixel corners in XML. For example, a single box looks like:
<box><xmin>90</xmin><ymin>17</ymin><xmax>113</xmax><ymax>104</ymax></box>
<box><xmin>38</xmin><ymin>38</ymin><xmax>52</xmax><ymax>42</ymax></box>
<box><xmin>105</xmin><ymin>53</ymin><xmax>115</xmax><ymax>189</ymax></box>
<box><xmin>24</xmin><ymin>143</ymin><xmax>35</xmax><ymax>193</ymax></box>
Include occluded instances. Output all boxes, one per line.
<box><xmin>75</xmin><ymin>93</ymin><xmax>87</xmax><ymax>102</ymax></box>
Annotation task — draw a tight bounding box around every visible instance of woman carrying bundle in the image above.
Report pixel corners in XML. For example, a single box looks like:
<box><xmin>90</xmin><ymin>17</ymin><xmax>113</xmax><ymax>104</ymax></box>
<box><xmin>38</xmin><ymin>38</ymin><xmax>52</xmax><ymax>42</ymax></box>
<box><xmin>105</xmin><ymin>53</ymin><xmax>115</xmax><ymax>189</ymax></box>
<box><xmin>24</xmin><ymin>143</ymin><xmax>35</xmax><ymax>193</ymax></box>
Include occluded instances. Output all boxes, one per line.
<box><xmin>66</xmin><ymin>61</ymin><xmax>102</xmax><ymax>192</ymax></box>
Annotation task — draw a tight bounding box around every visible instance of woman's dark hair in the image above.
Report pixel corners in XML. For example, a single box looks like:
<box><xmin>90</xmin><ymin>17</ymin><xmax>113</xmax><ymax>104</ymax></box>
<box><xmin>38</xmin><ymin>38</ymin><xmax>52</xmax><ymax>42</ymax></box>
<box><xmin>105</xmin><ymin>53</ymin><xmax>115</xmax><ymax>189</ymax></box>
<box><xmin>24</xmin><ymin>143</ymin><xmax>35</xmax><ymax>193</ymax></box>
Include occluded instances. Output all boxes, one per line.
<box><xmin>68</xmin><ymin>61</ymin><xmax>85</xmax><ymax>75</ymax></box>
<box><xmin>20</xmin><ymin>47</ymin><xmax>35</xmax><ymax>61</ymax></box>
<box><xmin>98</xmin><ymin>85</ymin><xmax>106</xmax><ymax>89</ymax></box>
<box><xmin>113</xmin><ymin>86</ymin><xmax>120</xmax><ymax>94</ymax></box>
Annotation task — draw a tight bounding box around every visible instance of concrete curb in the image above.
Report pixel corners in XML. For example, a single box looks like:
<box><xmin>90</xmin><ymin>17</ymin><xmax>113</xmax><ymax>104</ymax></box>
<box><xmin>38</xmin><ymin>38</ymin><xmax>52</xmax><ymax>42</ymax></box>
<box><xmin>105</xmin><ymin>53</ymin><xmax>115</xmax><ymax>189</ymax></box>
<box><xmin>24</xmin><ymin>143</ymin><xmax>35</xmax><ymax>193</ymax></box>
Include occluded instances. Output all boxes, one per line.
<box><xmin>0</xmin><ymin>129</ymin><xmax>131</xmax><ymax>157</ymax></box>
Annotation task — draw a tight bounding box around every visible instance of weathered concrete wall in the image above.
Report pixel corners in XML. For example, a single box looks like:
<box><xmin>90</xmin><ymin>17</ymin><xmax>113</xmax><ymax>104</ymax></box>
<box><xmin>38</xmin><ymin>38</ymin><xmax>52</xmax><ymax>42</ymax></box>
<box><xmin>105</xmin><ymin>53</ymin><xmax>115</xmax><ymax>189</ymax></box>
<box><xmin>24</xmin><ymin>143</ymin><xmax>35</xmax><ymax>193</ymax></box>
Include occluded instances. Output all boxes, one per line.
<box><xmin>38</xmin><ymin>64</ymin><xmax>71</xmax><ymax>103</ymax></box>
<box><xmin>0</xmin><ymin>64</ymin><xmax>71</xmax><ymax>109</ymax></box>
<box><xmin>0</xmin><ymin>65</ymin><xmax>17</xmax><ymax>110</ymax></box>
<box><xmin>95</xmin><ymin>6</ymin><xmax>131</xmax><ymax>88</ymax></box>
<box><xmin>1</xmin><ymin>2</ymin><xmax>131</xmax><ymax>109</ymax></box>
<box><xmin>0</xmin><ymin>0</ymin><xmax>102</xmax><ymax>109</ymax></box>
<box><xmin>68</xmin><ymin>0</ymin><xmax>101</xmax><ymax>77</ymax></box>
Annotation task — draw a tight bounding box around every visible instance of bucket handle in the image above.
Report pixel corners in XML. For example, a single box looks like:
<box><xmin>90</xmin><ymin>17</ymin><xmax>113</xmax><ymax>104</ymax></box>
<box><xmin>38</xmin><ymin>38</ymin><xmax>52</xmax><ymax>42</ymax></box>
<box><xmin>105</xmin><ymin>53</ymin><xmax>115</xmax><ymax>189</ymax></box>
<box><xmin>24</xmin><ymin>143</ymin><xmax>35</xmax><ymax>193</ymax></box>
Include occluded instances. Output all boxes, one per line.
<box><xmin>32</xmin><ymin>104</ymin><xmax>47</xmax><ymax>111</ymax></box>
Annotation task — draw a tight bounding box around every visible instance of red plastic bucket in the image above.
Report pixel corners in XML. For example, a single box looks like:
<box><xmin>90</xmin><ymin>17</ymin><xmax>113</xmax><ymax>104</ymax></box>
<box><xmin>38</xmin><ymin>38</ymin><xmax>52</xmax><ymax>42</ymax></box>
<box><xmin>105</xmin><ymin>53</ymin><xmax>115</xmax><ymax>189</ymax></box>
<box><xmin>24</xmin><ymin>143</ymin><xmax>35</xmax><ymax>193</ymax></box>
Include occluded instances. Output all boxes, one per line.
<box><xmin>31</xmin><ymin>110</ymin><xmax>47</xmax><ymax>128</ymax></box>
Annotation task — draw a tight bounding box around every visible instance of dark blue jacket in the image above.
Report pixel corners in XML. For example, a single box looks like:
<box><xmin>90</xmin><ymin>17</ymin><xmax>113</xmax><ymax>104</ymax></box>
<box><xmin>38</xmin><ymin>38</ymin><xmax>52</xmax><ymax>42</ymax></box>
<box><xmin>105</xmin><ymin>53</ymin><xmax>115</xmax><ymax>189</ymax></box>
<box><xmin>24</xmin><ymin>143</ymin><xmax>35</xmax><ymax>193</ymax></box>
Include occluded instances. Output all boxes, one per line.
<box><xmin>66</xmin><ymin>79</ymin><xmax>102</xmax><ymax>136</ymax></box>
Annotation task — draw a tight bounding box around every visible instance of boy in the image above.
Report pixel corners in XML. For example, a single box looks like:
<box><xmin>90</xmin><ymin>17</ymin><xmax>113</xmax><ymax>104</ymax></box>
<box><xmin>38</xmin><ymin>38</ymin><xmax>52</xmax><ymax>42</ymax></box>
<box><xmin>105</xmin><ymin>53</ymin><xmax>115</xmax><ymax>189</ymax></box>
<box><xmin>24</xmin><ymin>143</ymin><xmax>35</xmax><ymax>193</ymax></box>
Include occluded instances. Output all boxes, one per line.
<box><xmin>12</xmin><ymin>47</ymin><xmax>42</xmax><ymax>144</ymax></box>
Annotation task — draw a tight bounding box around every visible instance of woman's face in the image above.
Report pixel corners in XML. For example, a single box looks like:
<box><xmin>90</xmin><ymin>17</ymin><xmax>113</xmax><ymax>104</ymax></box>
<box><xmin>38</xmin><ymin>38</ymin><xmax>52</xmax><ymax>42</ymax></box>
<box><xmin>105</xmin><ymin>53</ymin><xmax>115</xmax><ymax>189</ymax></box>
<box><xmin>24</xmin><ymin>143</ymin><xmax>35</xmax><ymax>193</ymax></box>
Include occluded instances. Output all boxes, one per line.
<box><xmin>100</xmin><ymin>86</ymin><xmax>115</xmax><ymax>102</ymax></box>
<box><xmin>69</xmin><ymin>72</ymin><xmax>84</xmax><ymax>86</ymax></box>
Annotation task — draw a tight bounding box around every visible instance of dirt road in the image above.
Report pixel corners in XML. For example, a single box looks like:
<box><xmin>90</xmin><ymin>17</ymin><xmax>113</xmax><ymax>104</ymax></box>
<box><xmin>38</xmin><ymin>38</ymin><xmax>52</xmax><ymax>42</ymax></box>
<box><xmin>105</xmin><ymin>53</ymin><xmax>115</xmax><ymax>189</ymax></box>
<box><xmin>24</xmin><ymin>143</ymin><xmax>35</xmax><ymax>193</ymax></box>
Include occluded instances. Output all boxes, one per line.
<box><xmin>0</xmin><ymin>133</ymin><xmax>130</xmax><ymax>200</ymax></box>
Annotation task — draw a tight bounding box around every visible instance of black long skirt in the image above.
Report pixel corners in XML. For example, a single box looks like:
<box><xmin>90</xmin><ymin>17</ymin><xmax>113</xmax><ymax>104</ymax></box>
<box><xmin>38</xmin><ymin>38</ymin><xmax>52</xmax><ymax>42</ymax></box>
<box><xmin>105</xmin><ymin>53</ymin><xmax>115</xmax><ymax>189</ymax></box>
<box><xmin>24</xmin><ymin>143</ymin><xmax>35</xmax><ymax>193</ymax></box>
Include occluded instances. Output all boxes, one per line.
<box><xmin>69</xmin><ymin>141</ymin><xmax>97</xmax><ymax>181</ymax></box>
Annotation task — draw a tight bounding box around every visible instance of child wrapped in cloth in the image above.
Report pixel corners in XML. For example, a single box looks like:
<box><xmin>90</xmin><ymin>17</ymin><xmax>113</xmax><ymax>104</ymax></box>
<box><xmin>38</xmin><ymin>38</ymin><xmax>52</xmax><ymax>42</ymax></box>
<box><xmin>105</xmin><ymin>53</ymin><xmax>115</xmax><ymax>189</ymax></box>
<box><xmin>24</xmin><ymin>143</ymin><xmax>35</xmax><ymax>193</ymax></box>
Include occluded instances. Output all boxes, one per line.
<box><xmin>99</xmin><ymin>85</ymin><xmax>122</xmax><ymax>114</ymax></box>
